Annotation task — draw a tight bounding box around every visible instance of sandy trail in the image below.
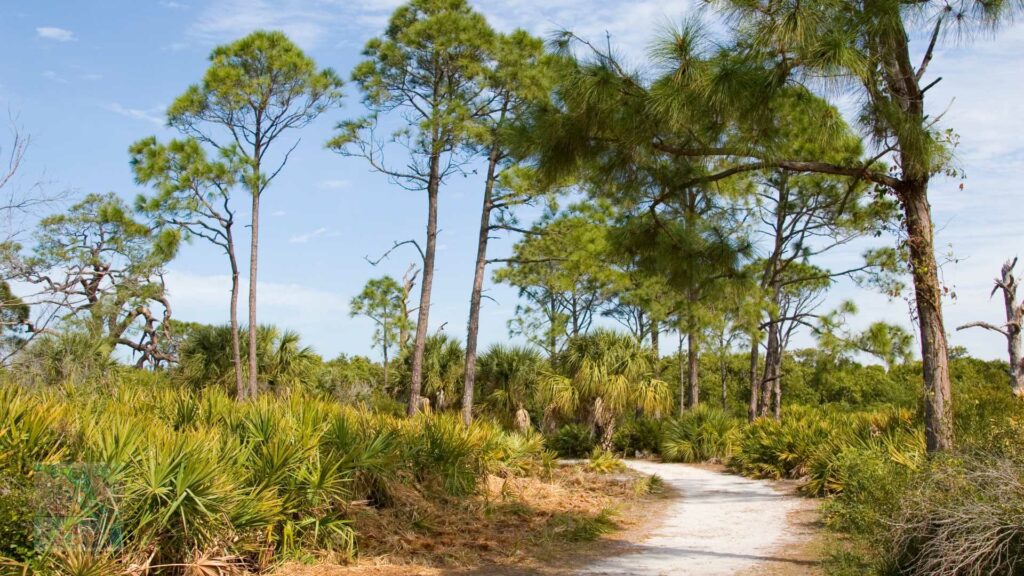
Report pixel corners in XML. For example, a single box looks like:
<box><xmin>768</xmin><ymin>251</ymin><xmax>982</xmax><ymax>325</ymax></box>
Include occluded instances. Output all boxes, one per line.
<box><xmin>578</xmin><ymin>460</ymin><xmax>816</xmax><ymax>576</ymax></box>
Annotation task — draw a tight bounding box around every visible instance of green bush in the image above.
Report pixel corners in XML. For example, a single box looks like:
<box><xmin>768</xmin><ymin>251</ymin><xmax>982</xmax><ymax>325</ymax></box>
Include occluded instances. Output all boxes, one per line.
<box><xmin>612</xmin><ymin>418</ymin><xmax>663</xmax><ymax>456</ymax></box>
<box><xmin>0</xmin><ymin>477</ymin><xmax>35</xmax><ymax>562</ymax></box>
<box><xmin>585</xmin><ymin>448</ymin><xmax>625</xmax><ymax>474</ymax></box>
<box><xmin>660</xmin><ymin>406</ymin><xmax>739</xmax><ymax>463</ymax></box>
<box><xmin>546</xmin><ymin>423</ymin><xmax>596</xmax><ymax>458</ymax></box>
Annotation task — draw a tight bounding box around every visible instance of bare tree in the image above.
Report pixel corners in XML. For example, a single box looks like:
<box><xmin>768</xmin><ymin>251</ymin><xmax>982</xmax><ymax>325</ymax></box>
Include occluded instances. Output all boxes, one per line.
<box><xmin>0</xmin><ymin>115</ymin><xmax>71</xmax><ymax>361</ymax></box>
<box><xmin>958</xmin><ymin>258</ymin><xmax>1024</xmax><ymax>397</ymax></box>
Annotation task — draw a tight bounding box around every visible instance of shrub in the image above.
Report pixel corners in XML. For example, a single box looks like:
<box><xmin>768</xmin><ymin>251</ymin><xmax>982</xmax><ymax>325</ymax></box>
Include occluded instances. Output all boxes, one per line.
<box><xmin>887</xmin><ymin>455</ymin><xmax>1024</xmax><ymax>576</ymax></box>
<box><xmin>585</xmin><ymin>448</ymin><xmax>625</xmax><ymax>473</ymax></box>
<box><xmin>660</xmin><ymin>406</ymin><xmax>738</xmax><ymax>463</ymax></box>
<box><xmin>546</xmin><ymin>423</ymin><xmax>596</xmax><ymax>458</ymax></box>
<box><xmin>0</xmin><ymin>477</ymin><xmax>35</xmax><ymax>562</ymax></box>
<box><xmin>612</xmin><ymin>418</ymin><xmax>663</xmax><ymax>456</ymax></box>
<box><xmin>0</xmin><ymin>379</ymin><xmax>555</xmax><ymax>570</ymax></box>
<box><xmin>547</xmin><ymin>508</ymin><xmax>617</xmax><ymax>542</ymax></box>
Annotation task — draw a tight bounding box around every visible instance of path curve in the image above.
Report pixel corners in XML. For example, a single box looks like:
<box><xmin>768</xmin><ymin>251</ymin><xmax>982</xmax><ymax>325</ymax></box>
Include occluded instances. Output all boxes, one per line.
<box><xmin>579</xmin><ymin>460</ymin><xmax>814</xmax><ymax>576</ymax></box>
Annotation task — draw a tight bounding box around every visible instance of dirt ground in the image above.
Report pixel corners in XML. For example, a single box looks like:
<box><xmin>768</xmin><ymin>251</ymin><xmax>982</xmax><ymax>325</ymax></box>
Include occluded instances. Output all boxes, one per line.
<box><xmin>272</xmin><ymin>462</ymin><xmax>675</xmax><ymax>576</ymax></box>
<box><xmin>273</xmin><ymin>461</ymin><xmax>824</xmax><ymax>576</ymax></box>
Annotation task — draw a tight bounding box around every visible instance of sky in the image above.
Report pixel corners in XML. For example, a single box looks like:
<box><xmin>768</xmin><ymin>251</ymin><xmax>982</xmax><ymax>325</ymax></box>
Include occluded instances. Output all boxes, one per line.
<box><xmin>0</xmin><ymin>0</ymin><xmax>1021</xmax><ymax>363</ymax></box>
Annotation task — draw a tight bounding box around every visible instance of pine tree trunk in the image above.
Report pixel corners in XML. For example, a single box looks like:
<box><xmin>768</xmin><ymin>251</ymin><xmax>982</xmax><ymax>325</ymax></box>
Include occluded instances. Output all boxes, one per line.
<box><xmin>772</xmin><ymin>349</ymin><xmax>782</xmax><ymax>420</ymax></box>
<box><xmin>748</xmin><ymin>338</ymin><xmax>759</xmax><ymax>422</ymax></box>
<box><xmin>247</xmin><ymin>172</ymin><xmax>260</xmax><ymax>399</ymax></box>
<box><xmin>678</xmin><ymin>332</ymin><xmax>686</xmax><ymax>415</ymax></box>
<box><xmin>650</xmin><ymin>319</ymin><xmax>659</xmax><ymax>355</ymax></box>
<box><xmin>687</xmin><ymin>327</ymin><xmax>699</xmax><ymax>408</ymax></box>
<box><xmin>383</xmin><ymin>317</ymin><xmax>390</xmax><ymax>394</ymax></box>
<box><xmin>651</xmin><ymin>319</ymin><xmax>660</xmax><ymax>378</ymax></box>
<box><xmin>461</xmin><ymin>147</ymin><xmax>499</xmax><ymax>426</ymax></box>
<box><xmin>759</xmin><ymin>322</ymin><xmax>779</xmax><ymax>418</ymax></box>
<box><xmin>720</xmin><ymin>341</ymin><xmax>728</xmax><ymax>411</ymax></box>
<box><xmin>902</xmin><ymin>181</ymin><xmax>953</xmax><ymax>451</ymax></box>
<box><xmin>227</xmin><ymin>229</ymin><xmax>244</xmax><ymax>400</ymax></box>
<box><xmin>409</xmin><ymin>153</ymin><xmax>440</xmax><ymax>416</ymax></box>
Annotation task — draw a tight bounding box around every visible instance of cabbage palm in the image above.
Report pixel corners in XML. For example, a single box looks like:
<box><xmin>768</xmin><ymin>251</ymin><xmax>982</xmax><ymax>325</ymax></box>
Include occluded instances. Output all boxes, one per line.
<box><xmin>538</xmin><ymin>329</ymin><xmax>670</xmax><ymax>446</ymax></box>
<box><xmin>422</xmin><ymin>334</ymin><xmax>465</xmax><ymax>411</ymax></box>
<box><xmin>477</xmin><ymin>344</ymin><xmax>545</xmax><ymax>430</ymax></box>
<box><xmin>177</xmin><ymin>324</ymin><xmax>319</xmax><ymax>394</ymax></box>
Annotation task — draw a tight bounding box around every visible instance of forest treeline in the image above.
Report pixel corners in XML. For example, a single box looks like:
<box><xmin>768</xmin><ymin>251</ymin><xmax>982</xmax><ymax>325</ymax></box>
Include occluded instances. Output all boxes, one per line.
<box><xmin>1</xmin><ymin>0</ymin><xmax>1023</xmax><ymax>574</ymax></box>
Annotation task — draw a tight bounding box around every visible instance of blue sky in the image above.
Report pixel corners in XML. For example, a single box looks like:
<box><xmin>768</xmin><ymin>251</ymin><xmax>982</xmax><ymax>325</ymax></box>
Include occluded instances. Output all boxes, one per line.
<box><xmin>1</xmin><ymin>0</ymin><xmax>1021</xmax><ymax>362</ymax></box>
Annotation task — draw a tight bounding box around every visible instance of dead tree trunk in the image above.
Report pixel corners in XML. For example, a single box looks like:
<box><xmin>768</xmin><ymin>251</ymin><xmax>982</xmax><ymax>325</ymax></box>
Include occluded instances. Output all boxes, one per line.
<box><xmin>958</xmin><ymin>257</ymin><xmax>1024</xmax><ymax>397</ymax></box>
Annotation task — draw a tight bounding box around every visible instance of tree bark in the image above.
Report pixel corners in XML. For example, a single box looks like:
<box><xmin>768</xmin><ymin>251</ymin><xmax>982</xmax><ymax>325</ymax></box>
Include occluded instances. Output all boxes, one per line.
<box><xmin>687</xmin><ymin>327</ymin><xmax>700</xmax><ymax>409</ymax></box>
<box><xmin>902</xmin><ymin>181</ymin><xmax>953</xmax><ymax>452</ymax></box>
<box><xmin>759</xmin><ymin>321</ymin><xmax>780</xmax><ymax>418</ymax></box>
<box><xmin>382</xmin><ymin>315</ymin><xmax>390</xmax><ymax>394</ymax></box>
<box><xmin>650</xmin><ymin>319</ymin><xmax>660</xmax><ymax>378</ymax></box>
<box><xmin>772</xmin><ymin>348</ymin><xmax>783</xmax><ymax>420</ymax></box>
<box><xmin>720</xmin><ymin>336</ymin><xmax>728</xmax><ymax>411</ymax></box>
<box><xmin>989</xmin><ymin>259</ymin><xmax>1024</xmax><ymax>396</ymax></box>
<box><xmin>227</xmin><ymin>228</ymin><xmax>244</xmax><ymax>400</ymax></box>
<box><xmin>678</xmin><ymin>332</ymin><xmax>686</xmax><ymax>415</ymax></box>
<box><xmin>247</xmin><ymin>158</ymin><xmax>261</xmax><ymax>399</ymax></box>
<box><xmin>747</xmin><ymin>339</ymin><xmax>759</xmax><ymax>421</ymax></box>
<box><xmin>408</xmin><ymin>152</ymin><xmax>440</xmax><ymax>416</ymax></box>
<box><xmin>461</xmin><ymin>146</ymin><xmax>499</xmax><ymax>426</ymax></box>
<box><xmin>650</xmin><ymin>319</ymin><xmax>660</xmax><ymax>355</ymax></box>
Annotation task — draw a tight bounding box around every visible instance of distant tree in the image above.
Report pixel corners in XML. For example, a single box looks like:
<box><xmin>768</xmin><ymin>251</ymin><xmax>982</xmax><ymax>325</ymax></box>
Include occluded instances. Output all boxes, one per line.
<box><xmin>476</xmin><ymin>343</ymin><xmax>545</xmax><ymax>431</ymax></box>
<box><xmin>0</xmin><ymin>118</ymin><xmax>70</xmax><ymax>359</ymax></box>
<box><xmin>0</xmin><ymin>279</ymin><xmax>30</xmax><ymax>356</ymax></box>
<box><xmin>539</xmin><ymin>330</ymin><xmax>671</xmax><ymax>447</ymax></box>
<box><xmin>495</xmin><ymin>203</ymin><xmax>619</xmax><ymax>357</ymax></box>
<box><xmin>1</xmin><ymin>193</ymin><xmax>180</xmax><ymax>366</ymax></box>
<box><xmin>958</xmin><ymin>258</ymin><xmax>1024</xmax><ymax>397</ymax></box>
<box><xmin>329</xmin><ymin>0</ymin><xmax>495</xmax><ymax>415</ymax></box>
<box><xmin>350</xmin><ymin>275</ymin><xmax>412</xmax><ymax>390</ymax></box>
<box><xmin>815</xmin><ymin>301</ymin><xmax>914</xmax><ymax>370</ymax></box>
<box><xmin>177</xmin><ymin>323</ymin><xmax>319</xmax><ymax>393</ymax></box>
<box><xmin>395</xmin><ymin>332</ymin><xmax>465</xmax><ymax>411</ymax></box>
<box><xmin>169</xmin><ymin>30</ymin><xmax>342</xmax><ymax>398</ymax></box>
<box><xmin>131</xmin><ymin>137</ymin><xmax>248</xmax><ymax>398</ymax></box>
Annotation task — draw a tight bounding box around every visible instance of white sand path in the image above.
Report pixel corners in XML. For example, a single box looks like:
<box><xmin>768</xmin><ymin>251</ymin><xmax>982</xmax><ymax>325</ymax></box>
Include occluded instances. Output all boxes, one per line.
<box><xmin>578</xmin><ymin>460</ymin><xmax>813</xmax><ymax>576</ymax></box>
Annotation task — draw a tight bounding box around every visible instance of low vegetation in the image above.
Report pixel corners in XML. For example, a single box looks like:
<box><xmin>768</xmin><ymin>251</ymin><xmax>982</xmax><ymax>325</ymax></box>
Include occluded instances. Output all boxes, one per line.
<box><xmin>0</xmin><ymin>375</ymin><xmax>563</xmax><ymax>573</ymax></box>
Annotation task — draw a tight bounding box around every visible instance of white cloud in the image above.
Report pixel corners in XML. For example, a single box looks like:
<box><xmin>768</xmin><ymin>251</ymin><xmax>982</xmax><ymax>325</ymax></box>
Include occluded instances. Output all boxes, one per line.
<box><xmin>42</xmin><ymin>71</ymin><xmax>67</xmax><ymax>84</ymax></box>
<box><xmin>185</xmin><ymin>0</ymin><xmax>689</xmax><ymax>56</ymax></box>
<box><xmin>164</xmin><ymin>269</ymin><xmax>348</xmax><ymax>321</ymax></box>
<box><xmin>318</xmin><ymin>179</ymin><xmax>350</xmax><ymax>190</ymax></box>
<box><xmin>272</xmin><ymin>210</ymin><xmax>287</xmax><ymax>217</ymax></box>
<box><xmin>188</xmin><ymin>0</ymin><xmax>337</xmax><ymax>49</ymax></box>
<box><xmin>161</xmin><ymin>0</ymin><xmax>189</xmax><ymax>9</ymax></box>
<box><xmin>81</xmin><ymin>73</ymin><xmax>102</xmax><ymax>81</ymax></box>
<box><xmin>289</xmin><ymin>226</ymin><xmax>328</xmax><ymax>244</ymax></box>
<box><xmin>36</xmin><ymin>26</ymin><xmax>76</xmax><ymax>42</ymax></box>
<box><xmin>104</xmin><ymin>103</ymin><xmax>165</xmax><ymax>125</ymax></box>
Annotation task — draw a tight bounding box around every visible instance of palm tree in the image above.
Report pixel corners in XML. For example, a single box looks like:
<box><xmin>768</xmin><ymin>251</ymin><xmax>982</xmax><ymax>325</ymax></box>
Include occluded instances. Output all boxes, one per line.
<box><xmin>477</xmin><ymin>344</ymin><xmax>545</xmax><ymax>431</ymax></box>
<box><xmin>399</xmin><ymin>333</ymin><xmax>465</xmax><ymax>411</ymax></box>
<box><xmin>177</xmin><ymin>324</ymin><xmax>319</xmax><ymax>395</ymax></box>
<box><xmin>538</xmin><ymin>329</ymin><xmax>670</xmax><ymax>447</ymax></box>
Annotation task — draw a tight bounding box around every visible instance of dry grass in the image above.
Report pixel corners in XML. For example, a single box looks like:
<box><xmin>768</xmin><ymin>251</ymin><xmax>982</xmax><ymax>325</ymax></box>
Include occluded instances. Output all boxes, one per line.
<box><xmin>272</xmin><ymin>462</ymin><xmax>668</xmax><ymax>576</ymax></box>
